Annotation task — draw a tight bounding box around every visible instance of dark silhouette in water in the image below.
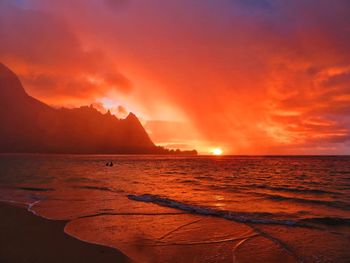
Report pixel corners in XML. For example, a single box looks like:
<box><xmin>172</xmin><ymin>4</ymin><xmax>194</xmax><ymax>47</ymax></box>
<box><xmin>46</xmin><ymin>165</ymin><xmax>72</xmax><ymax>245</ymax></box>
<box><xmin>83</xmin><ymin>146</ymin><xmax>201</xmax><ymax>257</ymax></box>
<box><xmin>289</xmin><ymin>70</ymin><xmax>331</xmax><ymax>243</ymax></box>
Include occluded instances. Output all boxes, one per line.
<box><xmin>0</xmin><ymin>63</ymin><xmax>197</xmax><ymax>155</ymax></box>
<box><xmin>106</xmin><ymin>162</ymin><xmax>113</xmax><ymax>167</ymax></box>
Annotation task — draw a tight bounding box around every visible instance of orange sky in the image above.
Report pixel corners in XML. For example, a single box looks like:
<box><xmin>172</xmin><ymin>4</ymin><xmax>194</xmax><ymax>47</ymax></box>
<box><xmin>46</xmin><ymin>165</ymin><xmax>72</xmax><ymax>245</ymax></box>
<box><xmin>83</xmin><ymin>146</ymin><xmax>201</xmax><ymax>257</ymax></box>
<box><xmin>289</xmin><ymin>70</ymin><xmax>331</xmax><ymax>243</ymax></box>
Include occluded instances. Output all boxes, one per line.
<box><xmin>1</xmin><ymin>0</ymin><xmax>350</xmax><ymax>154</ymax></box>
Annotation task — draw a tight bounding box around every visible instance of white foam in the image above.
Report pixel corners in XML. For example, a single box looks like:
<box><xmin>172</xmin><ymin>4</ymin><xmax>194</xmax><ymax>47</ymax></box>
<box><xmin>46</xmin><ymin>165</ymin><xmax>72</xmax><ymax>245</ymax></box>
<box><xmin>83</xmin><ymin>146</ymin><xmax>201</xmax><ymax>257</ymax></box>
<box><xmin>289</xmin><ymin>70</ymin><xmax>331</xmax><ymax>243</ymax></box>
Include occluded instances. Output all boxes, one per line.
<box><xmin>127</xmin><ymin>194</ymin><xmax>300</xmax><ymax>227</ymax></box>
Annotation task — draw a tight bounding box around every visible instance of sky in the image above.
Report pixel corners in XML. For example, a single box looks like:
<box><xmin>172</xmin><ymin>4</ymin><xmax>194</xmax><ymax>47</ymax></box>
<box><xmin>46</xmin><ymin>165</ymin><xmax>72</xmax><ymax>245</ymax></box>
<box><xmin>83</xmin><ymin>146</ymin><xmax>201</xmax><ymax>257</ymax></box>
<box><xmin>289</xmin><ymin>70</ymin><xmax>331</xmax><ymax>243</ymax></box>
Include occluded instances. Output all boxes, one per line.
<box><xmin>1</xmin><ymin>0</ymin><xmax>350</xmax><ymax>154</ymax></box>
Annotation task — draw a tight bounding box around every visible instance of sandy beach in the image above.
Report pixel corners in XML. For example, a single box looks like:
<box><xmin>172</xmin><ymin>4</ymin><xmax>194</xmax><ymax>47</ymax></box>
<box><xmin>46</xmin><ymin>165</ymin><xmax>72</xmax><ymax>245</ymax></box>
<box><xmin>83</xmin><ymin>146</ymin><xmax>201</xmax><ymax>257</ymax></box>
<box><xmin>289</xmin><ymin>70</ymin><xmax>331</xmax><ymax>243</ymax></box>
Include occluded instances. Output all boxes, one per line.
<box><xmin>0</xmin><ymin>202</ymin><xmax>131</xmax><ymax>263</ymax></box>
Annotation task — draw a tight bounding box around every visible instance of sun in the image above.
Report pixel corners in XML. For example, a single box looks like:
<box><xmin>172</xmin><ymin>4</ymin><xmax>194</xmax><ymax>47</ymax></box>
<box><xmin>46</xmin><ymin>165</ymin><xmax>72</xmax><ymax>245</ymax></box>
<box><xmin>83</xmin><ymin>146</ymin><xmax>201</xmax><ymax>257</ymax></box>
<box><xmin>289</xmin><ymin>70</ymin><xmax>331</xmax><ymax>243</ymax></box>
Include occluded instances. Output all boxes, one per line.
<box><xmin>211</xmin><ymin>148</ymin><xmax>223</xmax><ymax>156</ymax></box>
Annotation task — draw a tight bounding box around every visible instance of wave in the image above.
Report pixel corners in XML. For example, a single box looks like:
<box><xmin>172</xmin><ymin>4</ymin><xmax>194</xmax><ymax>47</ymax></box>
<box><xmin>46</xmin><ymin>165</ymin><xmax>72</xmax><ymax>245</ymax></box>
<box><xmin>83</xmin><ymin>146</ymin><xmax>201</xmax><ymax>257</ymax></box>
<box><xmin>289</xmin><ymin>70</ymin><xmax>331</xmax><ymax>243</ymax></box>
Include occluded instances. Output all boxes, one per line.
<box><xmin>299</xmin><ymin>217</ymin><xmax>350</xmax><ymax>226</ymax></box>
<box><xmin>251</xmin><ymin>184</ymin><xmax>338</xmax><ymax>195</ymax></box>
<box><xmin>128</xmin><ymin>194</ymin><xmax>300</xmax><ymax>226</ymax></box>
<box><xmin>127</xmin><ymin>194</ymin><xmax>350</xmax><ymax>228</ymax></box>
<box><xmin>73</xmin><ymin>185</ymin><xmax>124</xmax><ymax>193</ymax></box>
<box><xmin>16</xmin><ymin>187</ymin><xmax>54</xmax><ymax>192</ymax></box>
<box><xmin>263</xmin><ymin>194</ymin><xmax>350</xmax><ymax>210</ymax></box>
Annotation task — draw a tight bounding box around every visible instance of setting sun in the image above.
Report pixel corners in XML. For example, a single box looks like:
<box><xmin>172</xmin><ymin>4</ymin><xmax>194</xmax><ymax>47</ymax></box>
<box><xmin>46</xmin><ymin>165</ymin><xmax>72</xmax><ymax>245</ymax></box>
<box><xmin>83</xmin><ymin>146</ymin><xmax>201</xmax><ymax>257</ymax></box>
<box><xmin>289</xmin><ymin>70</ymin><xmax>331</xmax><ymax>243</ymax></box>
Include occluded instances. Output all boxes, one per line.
<box><xmin>211</xmin><ymin>148</ymin><xmax>223</xmax><ymax>156</ymax></box>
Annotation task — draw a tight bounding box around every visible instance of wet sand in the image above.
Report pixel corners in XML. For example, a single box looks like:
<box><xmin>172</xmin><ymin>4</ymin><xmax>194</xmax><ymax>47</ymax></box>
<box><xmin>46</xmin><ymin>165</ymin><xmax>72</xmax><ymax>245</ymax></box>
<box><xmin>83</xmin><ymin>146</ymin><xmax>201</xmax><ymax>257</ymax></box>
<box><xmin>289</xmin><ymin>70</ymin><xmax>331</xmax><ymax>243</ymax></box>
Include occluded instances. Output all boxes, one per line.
<box><xmin>0</xmin><ymin>202</ymin><xmax>131</xmax><ymax>263</ymax></box>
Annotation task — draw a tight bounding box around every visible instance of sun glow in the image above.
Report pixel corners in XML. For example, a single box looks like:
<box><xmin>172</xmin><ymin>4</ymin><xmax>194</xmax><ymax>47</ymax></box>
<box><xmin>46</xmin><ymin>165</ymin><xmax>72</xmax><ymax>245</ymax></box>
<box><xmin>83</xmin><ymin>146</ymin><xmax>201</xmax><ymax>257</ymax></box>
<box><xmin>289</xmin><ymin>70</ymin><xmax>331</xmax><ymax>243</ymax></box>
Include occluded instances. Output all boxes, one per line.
<box><xmin>211</xmin><ymin>148</ymin><xmax>223</xmax><ymax>156</ymax></box>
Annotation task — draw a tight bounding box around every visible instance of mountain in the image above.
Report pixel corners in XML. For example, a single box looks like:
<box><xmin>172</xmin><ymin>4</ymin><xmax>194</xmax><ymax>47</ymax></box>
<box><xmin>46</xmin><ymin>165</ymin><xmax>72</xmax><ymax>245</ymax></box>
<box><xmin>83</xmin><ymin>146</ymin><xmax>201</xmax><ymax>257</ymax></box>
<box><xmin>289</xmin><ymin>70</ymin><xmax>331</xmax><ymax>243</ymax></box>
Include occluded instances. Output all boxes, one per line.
<box><xmin>0</xmin><ymin>63</ymin><xmax>197</xmax><ymax>155</ymax></box>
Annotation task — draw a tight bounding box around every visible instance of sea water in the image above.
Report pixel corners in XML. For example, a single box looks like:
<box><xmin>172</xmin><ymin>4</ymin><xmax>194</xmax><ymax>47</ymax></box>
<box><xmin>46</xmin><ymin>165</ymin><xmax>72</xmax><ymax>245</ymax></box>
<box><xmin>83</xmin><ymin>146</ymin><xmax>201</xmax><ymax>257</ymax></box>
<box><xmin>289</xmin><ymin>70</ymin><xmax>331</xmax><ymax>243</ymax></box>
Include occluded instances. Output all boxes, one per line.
<box><xmin>0</xmin><ymin>154</ymin><xmax>349</xmax><ymax>262</ymax></box>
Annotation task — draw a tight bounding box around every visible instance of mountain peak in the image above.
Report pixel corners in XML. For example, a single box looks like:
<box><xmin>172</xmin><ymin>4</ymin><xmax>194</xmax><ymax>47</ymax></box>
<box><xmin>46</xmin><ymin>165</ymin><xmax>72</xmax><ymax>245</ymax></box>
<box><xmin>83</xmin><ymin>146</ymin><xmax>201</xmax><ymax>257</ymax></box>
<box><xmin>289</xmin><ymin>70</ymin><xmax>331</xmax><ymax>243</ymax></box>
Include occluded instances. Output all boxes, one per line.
<box><xmin>126</xmin><ymin>112</ymin><xmax>137</xmax><ymax>119</ymax></box>
<box><xmin>125</xmin><ymin>112</ymin><xmax>141</xmax><ymax>123</ymax></box>
<box><xmin>0</xmin><ymin>63</ymin><xmax>27</xmax><ymax>98</ymax></box>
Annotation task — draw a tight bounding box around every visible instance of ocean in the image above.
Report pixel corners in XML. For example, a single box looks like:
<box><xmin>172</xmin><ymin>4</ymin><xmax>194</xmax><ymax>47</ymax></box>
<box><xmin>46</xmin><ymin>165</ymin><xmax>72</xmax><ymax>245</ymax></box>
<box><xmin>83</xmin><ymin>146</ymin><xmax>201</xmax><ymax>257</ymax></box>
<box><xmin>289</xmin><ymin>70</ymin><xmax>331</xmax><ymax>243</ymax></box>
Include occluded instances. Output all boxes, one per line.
<box><xmin>0</xmin><ymin>154</ymin><xmax>349</xmax><ymax>262</ymax></box>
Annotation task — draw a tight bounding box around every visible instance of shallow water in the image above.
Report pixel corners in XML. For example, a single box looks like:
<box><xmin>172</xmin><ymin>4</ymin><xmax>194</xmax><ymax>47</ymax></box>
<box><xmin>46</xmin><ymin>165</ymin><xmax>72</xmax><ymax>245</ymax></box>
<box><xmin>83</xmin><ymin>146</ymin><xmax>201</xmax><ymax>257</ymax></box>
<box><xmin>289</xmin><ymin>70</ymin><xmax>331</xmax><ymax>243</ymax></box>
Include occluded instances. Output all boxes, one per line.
<box><xmin>0</xmin><ymin>154</ymin><xmax>349</xmax><ymax>262</ymax></box>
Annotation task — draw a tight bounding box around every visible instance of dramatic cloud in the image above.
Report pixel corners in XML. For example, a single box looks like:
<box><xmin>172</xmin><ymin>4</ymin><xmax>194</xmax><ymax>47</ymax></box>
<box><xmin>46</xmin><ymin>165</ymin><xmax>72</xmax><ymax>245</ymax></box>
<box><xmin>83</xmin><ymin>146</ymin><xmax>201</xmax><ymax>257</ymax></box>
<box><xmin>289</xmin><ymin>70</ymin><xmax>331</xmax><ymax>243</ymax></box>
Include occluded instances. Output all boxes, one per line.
<box><xmin>0</xmin><ymin>0</ymin><xmax>130</xmax><ymax>106</ymax></box>
<box><xmin>1</xmin><ymin>0</ymin><xmax>350</xmax><ymax>154</ymax></box>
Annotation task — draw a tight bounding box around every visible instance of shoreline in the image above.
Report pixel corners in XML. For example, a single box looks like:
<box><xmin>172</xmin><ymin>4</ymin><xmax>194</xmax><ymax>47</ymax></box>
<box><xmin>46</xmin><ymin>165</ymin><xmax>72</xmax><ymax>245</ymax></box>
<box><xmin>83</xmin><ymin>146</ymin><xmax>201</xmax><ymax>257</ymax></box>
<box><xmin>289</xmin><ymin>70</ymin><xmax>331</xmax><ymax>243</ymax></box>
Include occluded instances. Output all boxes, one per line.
<box><xmin>0</xmin><ymin>202</ymin><xmax>132</xmax><ymax>263</ymax></box>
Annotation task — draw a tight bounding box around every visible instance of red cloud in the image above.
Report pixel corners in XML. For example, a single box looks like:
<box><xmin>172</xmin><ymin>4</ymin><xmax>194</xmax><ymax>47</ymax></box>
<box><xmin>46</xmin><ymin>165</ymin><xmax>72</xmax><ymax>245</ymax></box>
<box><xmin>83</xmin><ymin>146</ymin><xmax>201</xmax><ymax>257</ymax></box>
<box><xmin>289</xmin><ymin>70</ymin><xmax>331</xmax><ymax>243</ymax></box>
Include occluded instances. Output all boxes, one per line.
<box><xmin>1</xmin><ymin>0</ymin><xmax>350</xmax><ymax>154</ymax></box>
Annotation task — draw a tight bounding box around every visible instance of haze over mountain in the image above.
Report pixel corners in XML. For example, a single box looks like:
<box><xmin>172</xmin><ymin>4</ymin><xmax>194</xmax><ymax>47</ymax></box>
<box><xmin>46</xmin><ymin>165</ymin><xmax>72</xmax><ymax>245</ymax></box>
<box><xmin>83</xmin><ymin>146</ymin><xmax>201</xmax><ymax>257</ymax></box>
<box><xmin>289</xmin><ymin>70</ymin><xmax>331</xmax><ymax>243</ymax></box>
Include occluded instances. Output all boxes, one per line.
<box><xmin>0</xmin><ymin>63</ymin><xmax>196</xmax><ymax>155</ymax></box>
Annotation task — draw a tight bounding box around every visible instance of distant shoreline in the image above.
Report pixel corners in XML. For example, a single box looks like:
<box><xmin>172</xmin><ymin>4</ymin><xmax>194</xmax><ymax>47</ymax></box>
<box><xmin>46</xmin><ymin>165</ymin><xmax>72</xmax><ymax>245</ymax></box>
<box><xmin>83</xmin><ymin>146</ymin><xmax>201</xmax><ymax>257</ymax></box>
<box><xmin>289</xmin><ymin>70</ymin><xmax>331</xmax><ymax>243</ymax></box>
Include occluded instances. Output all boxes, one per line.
<box><xmin>0</xmin><ymin>152</ymin><xmax>349</xmax><ymax>157</ymax></box>
<box><xmin>0</xmin><ymin>152</ymin><xmax>198</xmax><ymax>156</ymax></box>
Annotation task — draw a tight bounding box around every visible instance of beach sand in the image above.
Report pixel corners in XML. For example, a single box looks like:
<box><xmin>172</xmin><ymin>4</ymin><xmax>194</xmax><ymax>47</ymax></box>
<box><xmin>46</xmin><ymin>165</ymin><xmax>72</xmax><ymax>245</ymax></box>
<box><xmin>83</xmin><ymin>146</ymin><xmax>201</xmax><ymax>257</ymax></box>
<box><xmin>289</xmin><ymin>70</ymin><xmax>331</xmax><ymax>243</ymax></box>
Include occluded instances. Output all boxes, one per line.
<box><xmin>0</xmin><ymin>202</ymin><xmax>131</xmax><ymax>263</ymax></box>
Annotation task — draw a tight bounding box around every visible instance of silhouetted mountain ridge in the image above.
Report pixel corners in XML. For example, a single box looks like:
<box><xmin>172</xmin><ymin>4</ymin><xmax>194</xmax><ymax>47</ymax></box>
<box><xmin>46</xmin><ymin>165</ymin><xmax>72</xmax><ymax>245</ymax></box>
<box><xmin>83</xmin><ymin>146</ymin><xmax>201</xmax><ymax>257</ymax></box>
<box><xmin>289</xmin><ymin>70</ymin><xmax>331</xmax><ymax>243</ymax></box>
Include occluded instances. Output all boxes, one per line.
<box><xmin>0</xmin><ymin>63</ymin><xmax>197</xmax><ymax>155</ymax></box>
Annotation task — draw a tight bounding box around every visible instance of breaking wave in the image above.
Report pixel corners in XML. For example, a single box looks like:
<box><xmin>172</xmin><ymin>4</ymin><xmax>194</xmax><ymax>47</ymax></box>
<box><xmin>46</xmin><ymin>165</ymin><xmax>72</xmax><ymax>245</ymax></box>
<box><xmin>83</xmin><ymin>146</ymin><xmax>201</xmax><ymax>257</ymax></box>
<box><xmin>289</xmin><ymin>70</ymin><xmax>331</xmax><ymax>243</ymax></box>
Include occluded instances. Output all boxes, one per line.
<box><xmin>127</xmin><ymin>194</ymin><xmax>350</xmax><ymax>228</ymax></box>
